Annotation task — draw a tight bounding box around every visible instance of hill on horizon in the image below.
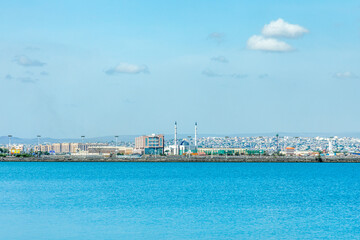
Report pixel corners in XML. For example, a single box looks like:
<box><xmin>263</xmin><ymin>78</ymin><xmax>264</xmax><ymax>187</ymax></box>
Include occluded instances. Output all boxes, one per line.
<box><xmin>1</xmin><ymin>132</ymin><xmax>360</xmax><ymax>145</ymax></box>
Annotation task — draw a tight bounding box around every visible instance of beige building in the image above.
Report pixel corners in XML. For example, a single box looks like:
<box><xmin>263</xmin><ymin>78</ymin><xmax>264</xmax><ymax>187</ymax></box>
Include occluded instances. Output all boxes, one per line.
<box><xmin>61</xmin><ymin>143</ymin><xmax>71</xmax><ymax>153</ymax></box>
<box><xmin>77</xmin><ymin>143</ymin><xmax>108</xmax><ymax>152</ymax></box>
<box><xmin>34</xmin><ymin>142</ymin><xmax>111</xmax><ymax>154</ymax></box>
<box><xmin>70</xmin><ymin>143</ymin><xmax>79</xmax><ymax>153</ymax></box>
<box><xmin>52</xmin><ymin>143</ymin><xmax>61</xmax><ymax>153</ymax></box>
<box><xmin>40</xmin><ymin>145</ymin><xmax>50</xmax><ymax>152</ymax></box>
<box><xmin>88</xmin><ymin>146</ymin><xmax>133</xmax><ymax>155</ymax></box>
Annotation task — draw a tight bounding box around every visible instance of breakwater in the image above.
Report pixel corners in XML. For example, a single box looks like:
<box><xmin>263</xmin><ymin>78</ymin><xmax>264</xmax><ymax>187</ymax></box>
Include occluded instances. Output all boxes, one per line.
<box><xmin>1</xmin><ymin>155</ymin><xmax>360</xmax><ymax>162</ymax></box>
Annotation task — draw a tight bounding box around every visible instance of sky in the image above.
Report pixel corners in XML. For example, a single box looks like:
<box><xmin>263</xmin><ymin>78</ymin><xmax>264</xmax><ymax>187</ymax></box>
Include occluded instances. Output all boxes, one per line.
<box><xmin>1</xmin><ymin>0</ymin><xmax>360</xmax><ymax>138</ymax></box>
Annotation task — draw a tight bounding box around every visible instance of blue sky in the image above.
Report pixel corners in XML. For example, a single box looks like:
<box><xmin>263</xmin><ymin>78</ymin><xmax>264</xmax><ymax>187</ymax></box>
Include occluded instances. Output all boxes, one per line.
<box><xmin>1</xmin><ymin>0</ymin><xmax>359</xmax><ymax>138</ymax></box>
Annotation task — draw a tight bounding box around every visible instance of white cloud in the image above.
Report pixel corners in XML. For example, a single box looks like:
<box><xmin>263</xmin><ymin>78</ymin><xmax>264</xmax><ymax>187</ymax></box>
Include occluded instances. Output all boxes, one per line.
<box><xmin>333</xmin><ymin>72</ymin><xmax>358</xmax><ymax>79</ymax></box>
<box><xmin>105</xmin><ymin>63</ymin><xmax>149</xmax><ymax>75</ymax></box>
<box><xmin>14</xmin><ymin>56</ymin><xmax>45</xmax><ymax>67</ymax></box>
<box><xmin>247</xmin><ymin>35</ymin><xmax>293</xmax><ymax>52</ymax></box>
<box><xmin>259</xmin><ymin>74</ymin><xmax>269</xmax><ymax>79</ymax></box>
<box><xmin>231</xmin><ymin>74</ymin><xmax>247</xmax><ymax>79</ymax></box>
<box><xmin>262</xmin><ymin>18</ymin><xmax>308</xmax><ymax>38</ymax></box>
<box><xmin>208</xmin><ymin>32</ymin><xmax>225</xmax><ymax>43</ymax></box>
<box><xmin>5</xmin><ymin>74</ymin><xmax>38</xmax><ymax>83</ymax></box>
<box><xmin>211</xmin><ymin>56</ymin><xmax>229</xmax><ymax>63</ymax></box>
<box><xmin>24</xmin><ymin>46</ymin><xmax>40</xmax><ymax>51</ymax></box>
<box><xmin>18</xmin><ymin>77</ymin><xmax>37</xmax><ymax>83</ymax></box>
<box><xmin>202</xmin><ymin>69</ymin><xmax>247</xmax><ymax>79</ymax></box>
<box><xmin>202</xmin><ymin>69</ymin><xmax>222</xmax><ymax>77</ymax></box>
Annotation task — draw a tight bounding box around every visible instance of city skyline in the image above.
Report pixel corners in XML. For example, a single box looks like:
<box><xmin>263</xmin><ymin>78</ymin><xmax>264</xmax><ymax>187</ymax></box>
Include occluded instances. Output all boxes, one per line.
<box><xmin>3</xmin><ymin>134</ymin><xmax>360</xmax><ymax>156</ymax></box>
<box><xmin>1</xmin><ymin>0</ymin><xmax>359</xmax><ymax>138</ymax></box>
<box><xmin>3</xmin><ymin>130</ymin><xmax>360</xmax><ymax>145</ymax></box>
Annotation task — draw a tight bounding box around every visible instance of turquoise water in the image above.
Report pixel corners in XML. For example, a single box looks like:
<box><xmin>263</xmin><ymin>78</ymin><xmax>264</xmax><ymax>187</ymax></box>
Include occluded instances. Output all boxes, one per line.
<box><xmin>0</xmin><ymin>163</ymin><xmax>360</xmax><ymax>239</ymax></box>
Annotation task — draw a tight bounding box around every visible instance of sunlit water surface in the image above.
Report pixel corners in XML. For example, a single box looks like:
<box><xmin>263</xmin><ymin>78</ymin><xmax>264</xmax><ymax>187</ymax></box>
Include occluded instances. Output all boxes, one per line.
<box><xmin>0</xmin><ymin>162</ymin><xmax>359</xmax><ymax>239</ymax></box>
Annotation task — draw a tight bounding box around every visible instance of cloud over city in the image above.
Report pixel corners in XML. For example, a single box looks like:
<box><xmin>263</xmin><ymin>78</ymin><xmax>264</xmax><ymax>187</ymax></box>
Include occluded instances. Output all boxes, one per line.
<box><xmin>333</xmin><ymin>72</ymin><xmax>358</xmax><ymax>79</ymax></box>
<box><xmin>202</xmin><ymin>69</ymin><xmax>247</xmax><ymax>79</ymax></box>
<box><xmin>211</xmin><ymin>56</ymin><xmax>229</xmax><ymax>63</ymax></box>
<box><xmin>5</xmin><ymin>74</ymin><xmax>38</xmax><ymax>83</ymax></box>
<box><xmin>208</xmin><ymin>32</ymin><xmax>225</xmax><ymax>43</ymax></box>
<box><xmin>262</xmin><ymin>18</ymin><xmax>309</xmax><ymax>38</ymax></box>
<box><xmin>105</xmin><ymin>62</ymin><xmax>149</xmax><ymax>75</ymax></box>
<box><xmin>202</xmin><ymin>69</ymin><xmax>222</xmax><ymax>77</ymax></box>
<box><xmin>17</xmin><ymin>77</ymin><xmax>38</xmax><ymax>83</ymax></box>
<box><xmin>258</xmin><ymin>74</ymin><xmax>269</xmax><ymax>79</ymax></box>
<box><xmin>14</xmin><ymin>55</ymin><xmax>46</xmax><ymax>67</ymax></box>
<box><xmin>247</xmin><ymin>35</ymin><xmax>293</xmax><ymax>52</ymax></box>
<box><xmin>247</xmin><ymin>18</ymin><xmax>308</xmax><ymax>52</ymax></box>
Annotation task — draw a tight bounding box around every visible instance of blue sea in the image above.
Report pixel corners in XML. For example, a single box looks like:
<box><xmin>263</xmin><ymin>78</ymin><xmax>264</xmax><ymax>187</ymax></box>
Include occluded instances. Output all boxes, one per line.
<box><xmin>0</xmin><ymin>163</ymin><xmax>359</xmax><ymax>239</ymax></box>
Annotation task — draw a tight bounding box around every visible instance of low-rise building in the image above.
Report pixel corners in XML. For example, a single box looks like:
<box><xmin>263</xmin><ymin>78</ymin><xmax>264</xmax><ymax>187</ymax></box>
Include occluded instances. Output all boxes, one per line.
<box><xmin>10</xmin><ymin>145</ymin><xmax>24</xmax><ymax>154</ymax></box>
<box><xmin>135</xmin><ymin>134</ymin><xmax>164</xmax><ymax>155</ymax></box>
<box><xmin>198</xmin><ymin>147</ymin><xmax>246</xmax><ymax>155</ymax></box>
<box><xmin>88</xmin><ymin>146</ymin><xmax>133</xmax><ymax>155</ymax></box>
<box><xmin>285</xmin><ymin>147</ymin><xmax>295</xmax><ymax>156</ymax></box>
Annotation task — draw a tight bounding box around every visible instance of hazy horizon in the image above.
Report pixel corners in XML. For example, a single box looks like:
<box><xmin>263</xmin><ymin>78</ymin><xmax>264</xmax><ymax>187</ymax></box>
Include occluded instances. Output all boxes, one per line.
<box><xmin>3</xmin><ymin>131</ymin><xmax>360</xmax><ymax>143</ymax></box>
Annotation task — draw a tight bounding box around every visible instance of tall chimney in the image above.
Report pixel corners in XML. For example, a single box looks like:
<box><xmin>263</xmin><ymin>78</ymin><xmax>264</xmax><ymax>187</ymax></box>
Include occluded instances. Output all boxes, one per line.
<box><xmin>174</xmin><ymin>121</ymin><xmax>177</xmax><ymax>144</ymax></box>
<box><xmin>174</xmin><ymin>121</ymin><xmax>177</xmax><ymax>154</ymax></box>
<box><xmin>195</xmin><ymin>122</ymin><xmax>197</xmax><ymax>147</ymax></box>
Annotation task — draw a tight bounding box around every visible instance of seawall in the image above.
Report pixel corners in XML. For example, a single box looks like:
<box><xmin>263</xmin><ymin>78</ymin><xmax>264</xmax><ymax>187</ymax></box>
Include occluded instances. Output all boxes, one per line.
<box><xmin>1</xmin><ymin>155</ymin><xmax>360</xmax><ymax>162</ymax></box>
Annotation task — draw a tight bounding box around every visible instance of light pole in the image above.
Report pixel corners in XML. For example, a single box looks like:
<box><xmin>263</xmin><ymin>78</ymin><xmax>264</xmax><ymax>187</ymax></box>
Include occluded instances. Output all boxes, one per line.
<box><xmin>295</xmin><ymin>136</ymin><xmax>299</xmax><ymax>154</ymax></box>
<box><xmin>115</xmin><ymin>135</ymin><xmax>118</xmax><ymax>156</ymax></box>
<box><xmin>225</xmin><ymin>136</ymin><xmax>229</xmax><ymax>159</ymax></box>
<box><xmin>8</xmin><ymin>135</ymin><xmax>12</xmax><ymax>156</ymax></box>
<box><xmin>259</xmin><ymin>136</ymin><xmax>262</xmax><ymax>157</ymax></box>
<box><xmin>187</xmin><ymin>136</ymin><xmax>192</xmax><ymax>158</ymax></box>
<box><xmin>37</xmin><ymin>135</ymin><xmax>41</xmax><ymax>158</ymax></box>
<box><xmin>154</xmin><ymin>136</ymin><xmax>157</xmax><ymax>158</ymax></box>
<box><xmin>81</xmin><ymin>136</ymin><xmax>85</xmax><ymax>156</ymax></box>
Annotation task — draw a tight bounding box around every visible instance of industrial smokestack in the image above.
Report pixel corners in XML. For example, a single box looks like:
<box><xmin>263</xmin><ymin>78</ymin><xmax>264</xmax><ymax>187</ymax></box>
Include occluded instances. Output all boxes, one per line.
<box><xmin>195</xmin><ymin>122</ymin><xmax>197</xmax><ymax>147</ymax></box>
<box><xmin>174</xmin><ymin>121</ymin><xmax>177</xmax><ymax>146</ymax></box>
<box><xmin>174</xmin><ymin>121</ymin><xmax>178</xmax><ymax>155</ymax></box>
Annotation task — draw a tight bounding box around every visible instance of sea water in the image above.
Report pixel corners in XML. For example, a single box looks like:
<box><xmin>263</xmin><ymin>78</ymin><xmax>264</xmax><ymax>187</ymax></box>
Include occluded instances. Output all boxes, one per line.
<box><xmin>0</xmin><ymin>162</ymin><xmax>359</xmax><ymax>239</ymax></box>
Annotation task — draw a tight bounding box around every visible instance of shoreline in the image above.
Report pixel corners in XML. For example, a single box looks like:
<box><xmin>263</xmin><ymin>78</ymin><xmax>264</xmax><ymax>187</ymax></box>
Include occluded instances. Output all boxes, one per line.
<box><xmin>1</xmin><ymin>156</ymin><xmax>360</xmax><ymax>163</ymax></box>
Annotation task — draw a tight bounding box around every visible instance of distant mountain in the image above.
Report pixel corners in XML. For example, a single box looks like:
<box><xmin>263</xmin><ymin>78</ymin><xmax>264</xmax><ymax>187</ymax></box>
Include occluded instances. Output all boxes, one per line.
<box><xmin>0</xmin><ymin>135</ymin><xmax>138</xmax><ymax>145</ymax></box>
<box><xmin>1</xmin><ymin>132</ymin><xmax>360</xmax><ymax>145</ymax></box>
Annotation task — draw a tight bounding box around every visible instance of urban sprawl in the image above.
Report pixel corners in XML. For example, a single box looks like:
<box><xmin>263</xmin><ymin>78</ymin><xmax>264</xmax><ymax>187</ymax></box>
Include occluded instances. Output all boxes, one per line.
<box><xmin>2</xmin><ymin>122</ymin><xmax>360</xmax><ymax>158</ymax></box>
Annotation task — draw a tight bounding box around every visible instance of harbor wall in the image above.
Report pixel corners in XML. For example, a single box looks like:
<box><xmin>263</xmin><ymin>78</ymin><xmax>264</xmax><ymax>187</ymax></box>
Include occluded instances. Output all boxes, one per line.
<box><xmin>1</xmin><ymin>155</ymin><xmax>360</xmax><ymax>162</ymax></box>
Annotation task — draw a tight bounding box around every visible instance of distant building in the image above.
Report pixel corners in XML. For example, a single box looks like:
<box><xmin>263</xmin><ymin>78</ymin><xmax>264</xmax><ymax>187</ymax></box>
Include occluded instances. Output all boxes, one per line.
<box><xmin>135</xmin><ymin>134</ymin><xmax>164</xmax><ymax>155</ymax></box>
<box><xmin>167</xmin><ymin>121</ymin><xmax>198</xmax><ymax>155</ymax></box>
<box><xmin>179</xmin><ymin>139</ymin><xmax>193</xmax><ymax>155</ymax></box>
<box><xmin>70</xmin><ymin>143</ymin><xmax>79</xmax><ymax>153</ymax></box>
<box><xmin>33</xmin><ymin>143</ymin><xmax>109</xmax><ymax>154</ymax></box>
<box><xmin>52</xmin><ymin>143</ymin><xmax>61</xmax><ymax>153</ymax></box>
<box><xmin>197</xmin><ymin>147</ymin><xmax>246</xmax><ymax>155</ymax></box>
<box><xmin>61</xmin><ymin>143</ymin><xmax>71</xmax><ymax>153</ymax></box>
<box><xmin>285</xmin><ymin>147</ymin><xmax>295</xmax><ymax>156</ymax></box>
<box><xmin>40</xmin><ymin>144</ymin><xmax>50</xmax><ymax>152</ymax></box>
<box><xmin>88</xmin><ymin>146</ymin><xmax>133</xmax><ymax>156</ymax></box>
<box><xmin>10</xmin><ymin>145</ymin><xmax>24</xmax><ymax>154</ymax></box>
<box><xmin>78</xmin><ymin>143</ymin><xmax>108</xmax><ymax>152</ymax></box>
<box><xmin>165</xmin><ymin>139</ymin><xmax>196</xmax><ymax>155</ymax></box>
